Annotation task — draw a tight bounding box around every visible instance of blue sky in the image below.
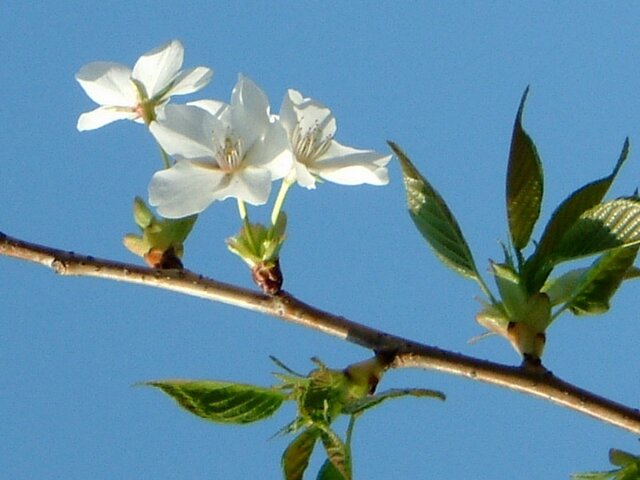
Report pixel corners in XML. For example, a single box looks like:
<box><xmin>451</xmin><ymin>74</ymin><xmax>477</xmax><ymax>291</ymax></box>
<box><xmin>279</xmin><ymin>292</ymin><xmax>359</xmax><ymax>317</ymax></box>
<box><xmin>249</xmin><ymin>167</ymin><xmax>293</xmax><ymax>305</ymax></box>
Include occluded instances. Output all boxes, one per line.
<box><xmin>2</xmin><ymin>2</ymin><xmax>640</xmax><ymax>479</ymax></box>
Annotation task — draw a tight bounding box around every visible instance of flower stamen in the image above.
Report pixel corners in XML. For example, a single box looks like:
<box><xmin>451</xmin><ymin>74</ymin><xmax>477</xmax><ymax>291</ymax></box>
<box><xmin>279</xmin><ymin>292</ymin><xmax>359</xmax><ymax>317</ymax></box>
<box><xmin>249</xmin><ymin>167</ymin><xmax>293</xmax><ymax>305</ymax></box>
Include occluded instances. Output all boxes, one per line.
<box><xmin>292</xmin><ymin>122</ymin><xmax>332</xmax><ymax>166</ymax></box>
<box><xmin>216</xmin><ymin>136</ymin><xmax>244</xmax><ymax>172</ymax></box>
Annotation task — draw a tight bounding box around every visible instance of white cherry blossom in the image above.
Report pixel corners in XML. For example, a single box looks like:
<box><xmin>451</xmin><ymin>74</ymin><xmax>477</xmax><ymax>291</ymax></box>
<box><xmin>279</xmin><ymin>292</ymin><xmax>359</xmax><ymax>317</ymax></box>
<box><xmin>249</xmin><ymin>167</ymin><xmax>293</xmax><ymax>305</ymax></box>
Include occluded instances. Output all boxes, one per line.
<box><xmin>148</xmin><ymin>75</ymin><xmax>290</xmax><ymax>218</ymax></box>
<box><xmin>277</xmin><ymin>89</ymin><xmax>391</xmax><ymax>189</ymax></box>
<box><xmin>75</xmin><ymin>40</ymin><xmax>212</xmax><ymax>131</ymax></box>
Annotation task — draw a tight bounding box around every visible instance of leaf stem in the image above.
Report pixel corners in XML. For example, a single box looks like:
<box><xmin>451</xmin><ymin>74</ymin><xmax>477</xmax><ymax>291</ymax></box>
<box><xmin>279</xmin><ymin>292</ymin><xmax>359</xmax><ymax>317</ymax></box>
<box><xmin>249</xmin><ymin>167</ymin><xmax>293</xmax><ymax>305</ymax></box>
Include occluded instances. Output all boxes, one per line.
<box><xmin>344</xmin><ymin>416</ymin><xmax>357</xmax><ymax>477</ymax></box>
<box><xmin>237</xmin><ymin>199</ymin><xmax>258</xmax><ymax>253</ymax></box>
<box><xmin>551</xmin><ymin>303</ymin><xmax>569</xmax><ymax>321</ymax></box>
<box><xmin>237</xmin><ymin>198</ymin><xmax>248</xmax><ymax>221</ymax></box>
<box><xmin>345</xmin><ymin>415</ymin><xmax>357</xmax><ymax>452</ymax></box>
<box><xmin>271</xmin><ymin>176</ymin><xmax>294</xmax><ymax>226</ymax></box>
<box><xmin>158</xmin><ymin>145</ymin><xmax>172</xmax><ymax>169</ymax></box>
<box><xmin>475</xmin><ymin>274</ymin><xmax>498</xmax><ymax>305</ymax></box>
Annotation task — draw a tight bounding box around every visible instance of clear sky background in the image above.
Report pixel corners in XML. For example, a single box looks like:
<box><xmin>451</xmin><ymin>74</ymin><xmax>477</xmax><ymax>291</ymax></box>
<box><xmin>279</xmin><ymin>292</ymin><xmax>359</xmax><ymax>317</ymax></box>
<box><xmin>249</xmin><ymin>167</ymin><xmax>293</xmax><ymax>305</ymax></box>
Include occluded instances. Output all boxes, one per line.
<box><xmin>2</xmin><ymin>2</ymin><xmax>640</xmax><ymax>479</ymax></box>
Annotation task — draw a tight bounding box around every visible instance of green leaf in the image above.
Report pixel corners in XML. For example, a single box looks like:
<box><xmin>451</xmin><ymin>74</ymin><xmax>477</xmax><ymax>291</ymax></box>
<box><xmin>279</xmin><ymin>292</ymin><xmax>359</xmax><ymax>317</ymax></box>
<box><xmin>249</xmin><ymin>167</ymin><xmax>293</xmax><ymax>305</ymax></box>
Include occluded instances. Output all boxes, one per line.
<box><xmin>567</xmin><ymin>245</ymin><xmax>639</xmax><ymax>315</ymax></box>
<box><xmin>320</xmin><ymin>428</ymin><xmax>350</xmax><ymax>480</ymax></box>
<box><xmin>475</xmin><ymin>301</ymin><xmax>510</xmax><ymax>336</ymax></box>
<box><xmin>298</xmin><ymin>365</ymin><xmax>348</xmax><ymax>424</ymax></box>
<box><xmin>227</xmin><ymin>215</ymin><xmax>287</xmax><ymax>268</ymax></box>
<box><xmin>570</xmin><ymin>473</ymin><xmax>614</xmax><ymax>480</ymax></box>
<box><xmin>133</xmin><ymin>196</ymin><xmax>154</xmax><ymax>228</ymax></box>
<box><xmin>317</xmin><ymin>459</ymin><xmax>347</xmax><ymax>480</ymax></box>
<box><xmin>282</xmin><ymin>428</ymin><xmax>320</xmax><ymax>480</ymax></box>
<box><xmin>490</xmin><ymin>261</ymin><xmax>528</xmax><ymax>318</ymax></box>
<box><xmin>610</xmin><ymin>449</ymin><xmax>640</xmax><ymax>468</ymax></box>
<box><xmin>623</xmin><ymin>266</ymin><xmax>640</xmax><ymax>280</ymax></box>
<box><xmin>542</xmin><ymin>268</ymin><xmax>589</xmax><ymax>306</ymax></box>
<box><xmin>143</xmin><ymin>215</ymin><xmax>197</xmax><ymax>250</ymax></box>
<box><xmin>270</xmin><ymin>355</ymin><xmax>306</xmax><ymax>378</ymax></box>
<box><xmin>525</xmin><ymin>139</ymin><xmax>629</xmax><ymax>290</ymax></box>
<box><xmin>124</xmin><ymin>196</ymin><xmax>197</xmax><ymax>264</ymax></box>
<box><xmin>551</xmin><ymin>198</ymin><xmax>640</xmax><ymax>262</ymax></box>
<box><xmin>344</xmin><ymin>388</ymin><xmax>445</xmax><ymax>416</ymax></box>
<box><xmin>506</xmin><ymin>86</ymin><xmax>544</xmax><ymax>250</ymax></box>
<box><xmin>122</xmin><ymin>234</ymin><xmax>149</xmax><ymax>257</ymax></box>
<box><xmin>389</xmin><ymin>141</ymin><xmax>480</xmax><ymax>281</ymax></box>
<box><xmin>571</xmin><ymin>449</ymin><xmax>640</xmax><ymax>480</ymax></box>
<box><xmin>145</xmin><ymin>380</ymin><xmax>286</xmax><ymax>424</ymax></box>
<box><xmin>620</xmin><ymin>468</ymin><xmax>640</xmax><ymax>480</ymax></box>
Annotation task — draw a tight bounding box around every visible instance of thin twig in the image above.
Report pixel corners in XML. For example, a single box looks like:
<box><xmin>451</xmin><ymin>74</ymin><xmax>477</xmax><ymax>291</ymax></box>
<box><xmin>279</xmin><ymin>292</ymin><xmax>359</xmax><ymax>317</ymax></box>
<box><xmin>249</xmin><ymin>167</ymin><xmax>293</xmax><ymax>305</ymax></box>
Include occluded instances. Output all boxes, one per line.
<box><xmin>1</xmin><ymin>231</ymin><xmax>639</xmax><ymax>434</ymax></box>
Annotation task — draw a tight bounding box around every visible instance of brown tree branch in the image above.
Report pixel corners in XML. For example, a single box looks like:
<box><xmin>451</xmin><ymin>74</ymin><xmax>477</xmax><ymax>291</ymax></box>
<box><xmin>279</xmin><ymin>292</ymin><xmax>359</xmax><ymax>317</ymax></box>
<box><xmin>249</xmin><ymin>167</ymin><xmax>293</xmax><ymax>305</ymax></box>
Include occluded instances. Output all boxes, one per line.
<box><xmin>1</xmin><ymin>230</ymin><xmax>639</xmax><ymax>434</ymax></box>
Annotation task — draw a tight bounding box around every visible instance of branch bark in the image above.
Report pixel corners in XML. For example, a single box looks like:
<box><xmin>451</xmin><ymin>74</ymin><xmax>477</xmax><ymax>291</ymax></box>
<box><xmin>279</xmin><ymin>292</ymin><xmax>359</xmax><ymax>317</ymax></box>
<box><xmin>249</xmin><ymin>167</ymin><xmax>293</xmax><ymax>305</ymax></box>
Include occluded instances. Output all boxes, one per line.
<box><xmin>1</xmin><ymin>231</ymin><xmax>639</xmax><ymax>434</ymax></box>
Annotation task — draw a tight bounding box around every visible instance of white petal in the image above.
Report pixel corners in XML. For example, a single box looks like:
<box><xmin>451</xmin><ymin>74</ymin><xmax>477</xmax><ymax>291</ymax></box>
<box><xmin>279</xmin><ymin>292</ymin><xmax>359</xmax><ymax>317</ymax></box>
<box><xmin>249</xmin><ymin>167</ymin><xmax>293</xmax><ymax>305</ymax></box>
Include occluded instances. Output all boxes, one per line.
<box><xmin>293</xmin><ymin>161</ymin><xmax>318</xmax><ymax>189</ymax></box>
<box><xmin>278</xmin><ymin>89</ymin><xmax>302</xmax><ymax>135</ymax></box>
<box><xmin>76</xmin><ymin>106</ymin><xmax>137</xmax><ymax>131</ymax></box>
<box><xmin>247</xmin><ymin>122</ymin><xmax>293</xmax><ymax>179</ymax></box>
<box><xmin>148</xmin><ymin>160</ymin><xmax>225</xmax><ymax>218</ymax></box>
<box><xmin>170</xmin><ymin>66</ymin><xmax>213</xmax><ymax>95</ymax></box>
<box><xmin>281</xmin><ymin>89</ymin><xmax>336</xmax><ymax>139</ymax></box>
<box><xmin>314</xmin><ymin>141</ymin><xmax>391</xmax><ymax>186</ymax></box>
<box><xmin>149</xmin><ymin>105</ymin><xmax>219</xmax><ymax>159</ymax></box>
<box><xmin>318</xmin><ymin>163</ymin><xmax>389</xmax><ymax>185</ymax></box>
<box><xmin>75</xmin><ymin>62</ymin><xmax>136</xmax><ymax>106</ymax></box>
<box><xmin>297</xmin><ymin>101</ymin><xmax>336</xmax><ymax>139</ymax></box>
<box><xmin>187</xmin><ymin>99</ymin><xmax>228</xmax><ymax>117</ymax></box>
<box><xmin>230</xmin><ymin>75</ymin><xmax>271</xmax><ymax>146</ymax></box>
<box><xmin>133</xmin><ymin>40</ymin><xmax>184</xmax><ymax>99</ymax></box>
<box><xmin>212</xmin><ymin>167</ymin><xmax>272</xmax><ymax>205</ymax></box>
<box><xmin>266</xmin><ymin>149</ymin><xmax>295</xmax><ymax>180</ymax></box>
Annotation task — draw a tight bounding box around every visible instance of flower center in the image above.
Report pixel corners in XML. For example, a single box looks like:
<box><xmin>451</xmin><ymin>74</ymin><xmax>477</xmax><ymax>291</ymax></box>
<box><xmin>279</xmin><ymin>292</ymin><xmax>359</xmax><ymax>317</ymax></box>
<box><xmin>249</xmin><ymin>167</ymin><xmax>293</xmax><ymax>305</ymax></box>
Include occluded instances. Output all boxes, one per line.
<box><xmin>133</xmin><ymin>100</ymin><xmax>156</xmax><ymax>125</ymax></box>
<box><xmin>216</xmin><ymin>136</ymin><xmax>244</xmax><ymax>172</ymax></box>
<box><xmin>131</xmin><ymin>79</ymin><xmax>156</xmax><ymax>124</ymax></box>
<box><xmin>292</xmin><ymin>123</ymin><xmax>332</xmax><ymax>165</ymax></box>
